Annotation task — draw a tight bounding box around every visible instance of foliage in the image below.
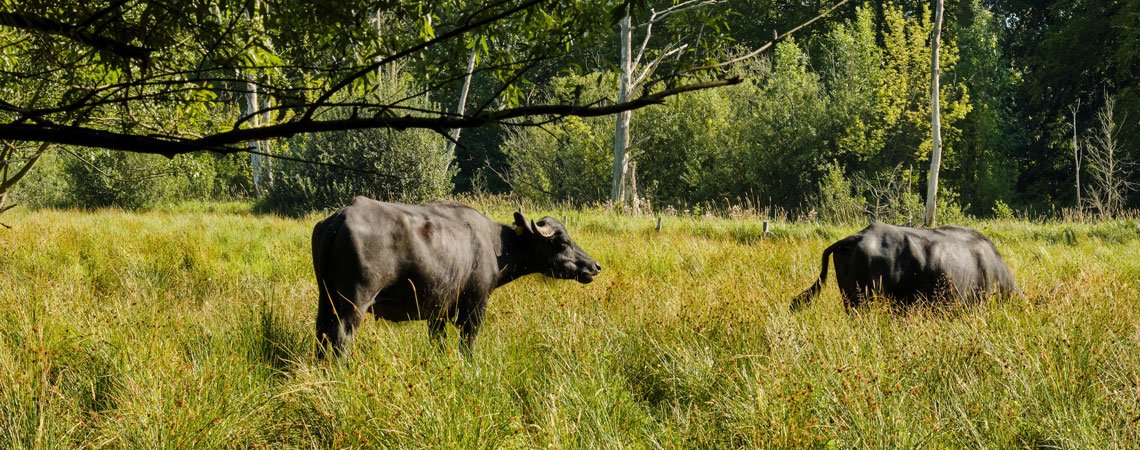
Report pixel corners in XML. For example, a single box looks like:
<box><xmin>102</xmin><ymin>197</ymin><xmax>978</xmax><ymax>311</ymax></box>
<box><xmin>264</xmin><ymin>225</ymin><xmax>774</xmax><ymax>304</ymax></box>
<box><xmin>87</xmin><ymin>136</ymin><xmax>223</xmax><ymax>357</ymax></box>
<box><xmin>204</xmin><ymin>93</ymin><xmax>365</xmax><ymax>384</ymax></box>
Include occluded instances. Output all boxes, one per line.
<box><xmin>0</xmin><ymin>0</ymin><xmax>733</xmax><ymax>153</ymax></box>
<box><xmin>1</xmin><ymin>204</ymin><xmax>1137</xmax><ymax>447</ymax></box>
<box><xmin>992</xmin><ymin>199</ymin><xmax>1015</xmax><ymax>220</ymax></box>
<box><xmin>0</xmin><ymin>142</ymin><xmax>50</xmax><ymax>214</ymax></box>
<box><xmin>504</xmin><ymin>72</ymin><xmax>740</xmax><ymax>208</ymax></box>
<box><xmin>60</xmin><ymin>149</ymin><xmax>220</xmax><ymax>210</ymax></box>
<box><xmin>860</xmin><ymin>164</ymin><xmax>925</xmax><ymax>225</ymax></box>
<box><xmin>504</xmin><ymin>5</ymin><xmax>985</xmax><ymax>217</ymax></box>
<box><xmin>732</xmin><ymin>38</ymin><xmax>830</xmax><ymax>207</ymax></box>
<box><xmin>812</xmin><ymin>162</ymin><xmax>866</xmax><ymax>224</ymax></box>
<box><xmin>502</xmin><ymin>73</ymin><xmax>617</xmax><ymax>205</ymax></box>
<box><xmin>2</xmin><ymin>0</ymin><xmax>1136</xmax><ymax>217</ymax></box>
<box><xmin>6</xmin><ymin>150</ymin><xmax>69</xmax><ymax>209</ymax></box>
<box><xmin>987</xmin><ymin>0</ymin><xmax>1140</xmax><ymax>209</ymax></box>
<box><xmin>502</xmin><ymin>116</ymin><xmax>612</xmax><ymax>205</ymax></box>
<box><xmin>259</xmin><ymin>129</ymin><xmax>454</xmax><ymax>216</ymax></box>
<box><xmin>949</xmin><ymin>0</ymin><xmax>1020</xmax><ymax>215</ymax></box>
<box><xmin>259</xmin><ymin>82</ymin><xmax>456</xmax><ymax>216</ymax></box>
<box><xmin>635</xmin><ymin>87</ymin><xmax>737</xmax><ymax>207</ymax></box>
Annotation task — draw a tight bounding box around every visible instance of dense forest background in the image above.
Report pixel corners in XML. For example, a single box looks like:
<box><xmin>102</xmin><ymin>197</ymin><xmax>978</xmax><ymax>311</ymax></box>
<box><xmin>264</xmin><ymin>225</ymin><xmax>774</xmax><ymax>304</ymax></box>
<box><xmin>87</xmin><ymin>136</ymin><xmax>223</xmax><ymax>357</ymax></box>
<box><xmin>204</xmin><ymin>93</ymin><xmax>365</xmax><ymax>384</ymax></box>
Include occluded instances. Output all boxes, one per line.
<box><xmin>7</xmin><ymin>0</ymin><xmax>1138</xmax><ymax>220</ymax></box>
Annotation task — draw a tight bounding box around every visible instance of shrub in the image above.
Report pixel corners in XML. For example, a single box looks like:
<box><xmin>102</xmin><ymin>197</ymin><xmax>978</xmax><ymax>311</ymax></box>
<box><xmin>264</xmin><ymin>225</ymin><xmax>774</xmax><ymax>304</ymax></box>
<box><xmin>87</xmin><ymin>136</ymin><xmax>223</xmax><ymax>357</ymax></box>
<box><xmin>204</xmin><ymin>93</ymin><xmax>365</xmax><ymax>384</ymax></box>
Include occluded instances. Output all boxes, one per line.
<box><xmin>259</xmin><ymin>127</ymin><xmax>455</xmax><ymax>216</ymax></box>
<box><xmin>813</xmin><ymin>162</ymin><xmax>866</xmax><ymax>224</ymax></box>
<box><xmin>256</xmin><ymin>76</ymin><xmax>456</xmax><ymax>216</ymax></box>
<box><xmin>501</xmin><ymin>117</ymin><xmax>612</xmax><ymax>205</ymax></box>
<box><xmin>502</xmin><ymin>73</ymin><xmax>615</xmax><ymax>205</ymax></box>
<box><xmin>258</xmin><ymin>83</ymin><xmax>455</xmax><ymax>216</ymax></box>
<box><xmin>60</xmin><ymin>149</ymin><xmax>216</xmax><ymax>210</ymax></box>
<box><xmin>8</xmin><ymin>150</ymin><xmax>68</xmax><ymax>209</ymax></box>
<box><xmin>992</xmin><ymin>199</ymin><xmax>1015</xmax><ymax>220</ymax></box>
<box><xmin>861</xmin><ymin>165</ymin><xmax>925</xmax><ymax>225</ymax></box>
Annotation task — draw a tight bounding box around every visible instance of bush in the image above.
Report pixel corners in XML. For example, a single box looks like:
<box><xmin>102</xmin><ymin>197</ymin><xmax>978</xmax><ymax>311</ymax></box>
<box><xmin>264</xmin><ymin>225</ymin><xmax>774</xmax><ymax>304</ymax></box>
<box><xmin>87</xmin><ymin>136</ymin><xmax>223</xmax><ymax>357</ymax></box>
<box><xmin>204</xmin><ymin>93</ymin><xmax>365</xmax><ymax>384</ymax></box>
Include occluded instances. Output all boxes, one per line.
<box><xmin>259</xmin><ymin>128</ymin><xmax>455</xmax><ymax>216</ymax></box>
<box><xmin>504</xmin><ymin>72</ymin><xmax>740</xmax><ymax>208</ymax></box>
<box><xmin>933</xmin><ymin>186</ymin><xmax>970</xmax><ymax>224</ymax></box>
<box><xmin>861</xmin><ymin>165</ymin><xmax>925</xmax><ymax>225</ymax></box>
<box><xmin>502</xmin><ymin>73</ymin><xmax>615</xmax><ymax>205</ymax></box>
<box><xmin>992</xmin><ymin>199</ymin><xmax>1015</xmax><ymax>220</ymax></box>
<box><xmin>8</xmin><ymin>150</ymin><xmax>68</xmax><ymax>209</ymax></box>
<box><xmin>636</xmin><ymin>88</ymin><xmax>737</xmax><ymax>207</ymax></box>
<box><xmin>258</xmin><ymin>82</ymin><xmax>455</xmax><ymax>216</ymax></box>
<box><xmin>732</xmin><ymin>40</ymin><xmax>831</xmax><ymax>208</ymax></box>
<box><xmin>60</xmin><ymin>149</ymin><xmax>216</xmax><ymax>210</ymax></box>
<box><xmin>812</xmin><ymin>162</ymin><xmax>866</xmax><ymax>224</ymax></box>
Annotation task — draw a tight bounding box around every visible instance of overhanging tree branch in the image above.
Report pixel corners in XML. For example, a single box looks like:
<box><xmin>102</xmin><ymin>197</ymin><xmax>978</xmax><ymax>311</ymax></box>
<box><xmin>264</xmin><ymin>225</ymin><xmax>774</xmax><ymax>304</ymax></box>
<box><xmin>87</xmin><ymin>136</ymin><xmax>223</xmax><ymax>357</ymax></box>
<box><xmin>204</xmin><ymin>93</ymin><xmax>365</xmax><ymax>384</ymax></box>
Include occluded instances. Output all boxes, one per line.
<box><xmin>302</xmin><ymin>0</ymin><xmax>549</xmax><ymax>121</ymax></box>
<box><xmin>0</xmin><ymin>11</ymin><xmax>154</xmax><ymax>64</ymax></box>
<box><xmin>686</xmin><ymin>0</ymin><xmax>851</xmax><ymax>73</ymax></box>
<box><xmin>0</xmin><ymin>78</ymin><xmax>741</xmax><ymax>156</ymax></box>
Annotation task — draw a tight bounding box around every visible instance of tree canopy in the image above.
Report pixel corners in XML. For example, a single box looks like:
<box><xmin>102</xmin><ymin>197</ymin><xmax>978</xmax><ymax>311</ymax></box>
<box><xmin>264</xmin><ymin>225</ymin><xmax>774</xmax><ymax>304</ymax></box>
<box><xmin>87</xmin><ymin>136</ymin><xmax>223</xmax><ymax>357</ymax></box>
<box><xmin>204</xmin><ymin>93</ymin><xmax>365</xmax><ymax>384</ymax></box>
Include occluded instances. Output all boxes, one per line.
<box><xmin>0</xmin><ymin>0</ymin><xmax>740</xmax><ymax>156</ymax></box>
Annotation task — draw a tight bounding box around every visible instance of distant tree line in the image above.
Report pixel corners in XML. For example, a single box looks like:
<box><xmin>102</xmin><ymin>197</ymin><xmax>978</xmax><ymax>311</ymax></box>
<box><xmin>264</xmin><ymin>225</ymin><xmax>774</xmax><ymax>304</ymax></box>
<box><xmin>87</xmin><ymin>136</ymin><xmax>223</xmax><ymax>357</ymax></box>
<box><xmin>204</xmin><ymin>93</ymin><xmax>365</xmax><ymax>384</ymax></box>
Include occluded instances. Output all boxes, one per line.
<box><xmin>4</xmin><ymin>0</ymin><xmax>1136</xmax><ymax>220</ymax></box>
<box><xmin>497</xmin><ymin>0</ymin><xmax>1137</xmax><ymax>219</ymax></box>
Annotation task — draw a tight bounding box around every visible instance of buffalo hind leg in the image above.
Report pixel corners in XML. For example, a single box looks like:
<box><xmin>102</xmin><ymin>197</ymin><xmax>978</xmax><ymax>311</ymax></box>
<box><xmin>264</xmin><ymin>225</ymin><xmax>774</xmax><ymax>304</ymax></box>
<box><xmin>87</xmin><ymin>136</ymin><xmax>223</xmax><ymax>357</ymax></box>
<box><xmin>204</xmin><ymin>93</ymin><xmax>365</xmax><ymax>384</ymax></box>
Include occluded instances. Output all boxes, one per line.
<box><xmin>839</xmin><ymin>285</ymin><xmax>864</xmax><ymax>312</ymax></box>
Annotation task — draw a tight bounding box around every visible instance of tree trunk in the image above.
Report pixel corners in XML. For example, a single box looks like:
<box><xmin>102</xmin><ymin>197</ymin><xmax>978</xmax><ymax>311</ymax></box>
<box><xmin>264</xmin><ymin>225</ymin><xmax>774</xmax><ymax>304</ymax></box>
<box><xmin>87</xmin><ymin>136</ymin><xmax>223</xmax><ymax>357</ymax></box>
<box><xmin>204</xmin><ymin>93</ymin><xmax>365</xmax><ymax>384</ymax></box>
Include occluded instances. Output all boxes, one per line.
<box><xmin>245</xmin><ymin>0</ymin><xmax>264</xmax><ymax>193</ymax></box>
<box><xmin>0</xmin><ymin>142</ymin><xmax>49</xmax><ymax>216</ymax></box>
<box><xmin>244</xmin><ymin>79</ymin><xmax>262</xmax><ymax>193</ymax></box>
<box><xmin>447</xmin><ymin>39</ymin><xmax>479</xmax><ymax>156</ymax></box>
<box><xmin>260</xmin><ymin>93</ymin><xmax>273</xmax><ymax>187</ymax></box>
<box><xmin>923</xmin><ymin>0</ymin><xmax>944</xmax><ymax>227</ymax></box>
<box><xmin>1070</xmin><ymin>102</ymin><xmax>1081</xmax><ymax>214</ymax></box>
<box><xmin>610</xmin><ymin>9</ymin><xmax>632</xmax><ymax>205</ymax></box>
<box><xmin>628</xmin><ymin>160</ymin><xmax>640</xmax><ymax>214</ymax></box>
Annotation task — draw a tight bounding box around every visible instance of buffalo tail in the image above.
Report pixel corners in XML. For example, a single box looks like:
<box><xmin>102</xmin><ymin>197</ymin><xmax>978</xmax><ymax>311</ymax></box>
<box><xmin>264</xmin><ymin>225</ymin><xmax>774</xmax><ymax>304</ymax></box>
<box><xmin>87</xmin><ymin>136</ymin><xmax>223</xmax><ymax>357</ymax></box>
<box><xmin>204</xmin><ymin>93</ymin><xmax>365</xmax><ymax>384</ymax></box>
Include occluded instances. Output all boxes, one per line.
<box><xmin>790</xmin><ymin>237</ymin><xmax>849</xmax><ymax>311</ymax></box>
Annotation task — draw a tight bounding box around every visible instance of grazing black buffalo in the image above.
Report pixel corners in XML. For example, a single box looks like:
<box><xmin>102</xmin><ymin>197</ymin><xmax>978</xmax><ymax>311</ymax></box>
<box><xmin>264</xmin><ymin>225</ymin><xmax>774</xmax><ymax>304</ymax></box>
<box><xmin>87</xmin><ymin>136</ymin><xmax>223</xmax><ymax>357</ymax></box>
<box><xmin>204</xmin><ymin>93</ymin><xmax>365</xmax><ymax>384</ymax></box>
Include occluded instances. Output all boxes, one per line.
<box><xmin>791</xmin><ymin>223</ymin><xmax>1019</xmax><ymax>310</ymax></box>
<box><xmin>312</xmin><ymin>197</ymin><xmax>601</xmax><ymax>358</ymax></box>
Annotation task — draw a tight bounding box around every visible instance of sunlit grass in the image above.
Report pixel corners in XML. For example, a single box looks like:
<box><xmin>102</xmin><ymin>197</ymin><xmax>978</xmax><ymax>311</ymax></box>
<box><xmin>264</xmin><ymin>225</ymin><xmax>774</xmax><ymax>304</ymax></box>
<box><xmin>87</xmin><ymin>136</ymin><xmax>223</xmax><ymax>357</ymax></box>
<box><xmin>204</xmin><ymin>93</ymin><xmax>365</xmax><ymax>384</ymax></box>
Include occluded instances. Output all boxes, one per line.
<box><xmin>0</xmin><ymin>204</ymin><xmax>1137</xmax><ymax>448</ymax></box>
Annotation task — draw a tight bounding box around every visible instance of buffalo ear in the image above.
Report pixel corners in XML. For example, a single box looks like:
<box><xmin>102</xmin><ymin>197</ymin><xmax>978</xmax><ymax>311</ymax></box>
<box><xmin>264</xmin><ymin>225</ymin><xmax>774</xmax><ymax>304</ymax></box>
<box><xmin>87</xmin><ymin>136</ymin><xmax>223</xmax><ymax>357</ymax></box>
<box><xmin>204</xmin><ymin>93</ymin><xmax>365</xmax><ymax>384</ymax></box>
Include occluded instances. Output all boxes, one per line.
<box><xmin>513</xmin><ymin>211</ymin><xmax>530</xmax><ymax>235</ymax></box>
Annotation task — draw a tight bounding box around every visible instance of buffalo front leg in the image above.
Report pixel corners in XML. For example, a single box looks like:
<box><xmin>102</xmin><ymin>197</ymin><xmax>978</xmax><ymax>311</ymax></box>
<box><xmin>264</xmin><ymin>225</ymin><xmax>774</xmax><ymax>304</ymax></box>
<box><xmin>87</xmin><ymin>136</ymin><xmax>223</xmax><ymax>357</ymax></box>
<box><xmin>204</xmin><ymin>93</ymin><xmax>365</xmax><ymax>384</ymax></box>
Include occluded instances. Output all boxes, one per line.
<box><xmin>315</xmin><ymin>283</ymin><xmax>341</xmax><ymax>359</ymax></box>
<box><xmin>315</xmin><ymin>283</ymin><xmax>371</xmax><ymax>359</ymax></box>
<box><xmin>456</xmin><ymin>297</ymin><xmax>488</xmax><ymax>356</ymax></box>
<box><xmin>428</xmin><ymin>315</ymin><xmax>448</xmax><ymax>351</ymax></box>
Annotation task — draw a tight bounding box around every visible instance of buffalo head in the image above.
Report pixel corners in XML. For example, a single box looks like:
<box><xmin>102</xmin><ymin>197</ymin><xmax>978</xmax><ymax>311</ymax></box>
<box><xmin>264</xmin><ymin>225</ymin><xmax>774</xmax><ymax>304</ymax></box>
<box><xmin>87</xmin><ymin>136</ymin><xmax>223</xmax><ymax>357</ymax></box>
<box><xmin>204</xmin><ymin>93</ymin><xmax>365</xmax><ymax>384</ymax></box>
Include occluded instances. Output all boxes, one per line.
<box><xmin>513</xmin><ymin>212</ymin><xmax>601</xmax><ymax>283</ymax></box>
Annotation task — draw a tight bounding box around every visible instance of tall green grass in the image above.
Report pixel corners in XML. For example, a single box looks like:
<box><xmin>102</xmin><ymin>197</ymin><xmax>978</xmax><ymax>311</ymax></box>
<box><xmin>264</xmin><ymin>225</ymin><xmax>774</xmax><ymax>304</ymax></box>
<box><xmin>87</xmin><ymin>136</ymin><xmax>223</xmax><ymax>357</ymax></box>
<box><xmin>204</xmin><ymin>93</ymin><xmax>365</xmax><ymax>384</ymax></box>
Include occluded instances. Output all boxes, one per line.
<box><xmin>0</xmin><ymin>205</ymin><xmax>1137</xmax><ymax>448</ymax></box>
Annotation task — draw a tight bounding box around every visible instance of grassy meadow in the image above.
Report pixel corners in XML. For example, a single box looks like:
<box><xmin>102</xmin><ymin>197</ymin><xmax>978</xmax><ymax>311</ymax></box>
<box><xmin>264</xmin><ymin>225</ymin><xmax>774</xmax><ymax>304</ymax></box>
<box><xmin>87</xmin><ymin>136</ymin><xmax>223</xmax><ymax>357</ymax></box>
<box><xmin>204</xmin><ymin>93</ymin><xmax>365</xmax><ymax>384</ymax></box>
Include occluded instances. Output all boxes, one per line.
<box><xmin>1</xmin><ymin>202</ymin><xmax>1138</xmax><ymax>448</ymax></box>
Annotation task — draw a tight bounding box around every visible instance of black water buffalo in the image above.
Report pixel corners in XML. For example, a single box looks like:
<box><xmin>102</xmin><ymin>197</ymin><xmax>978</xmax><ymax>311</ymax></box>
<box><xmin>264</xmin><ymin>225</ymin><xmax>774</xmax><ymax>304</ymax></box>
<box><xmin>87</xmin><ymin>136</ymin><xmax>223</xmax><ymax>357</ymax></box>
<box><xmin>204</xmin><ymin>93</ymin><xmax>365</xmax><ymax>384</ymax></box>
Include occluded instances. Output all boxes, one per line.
<box><xmin>791</xmin><ymin>223</ymin><xmax>1019</xmax><ymax>310</ymax></box>
<box><xmin>312</xmin><ymin>197</ymin><xmax>601</xmax><ymax>358</ymax></box>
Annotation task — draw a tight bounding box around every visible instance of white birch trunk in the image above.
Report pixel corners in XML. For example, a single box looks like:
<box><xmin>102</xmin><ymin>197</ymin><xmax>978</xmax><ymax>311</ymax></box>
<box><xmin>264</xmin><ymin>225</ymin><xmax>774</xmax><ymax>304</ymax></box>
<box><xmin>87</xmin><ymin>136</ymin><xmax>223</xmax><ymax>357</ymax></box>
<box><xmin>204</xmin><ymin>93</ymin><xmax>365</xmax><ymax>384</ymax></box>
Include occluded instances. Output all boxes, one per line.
<box><xmin>245</xmin><ymin>0</ymin><xmax>263</xmax><ymax>193</ymax></box>
<box><xmin>447</xmin><ymin>40</ymin><xmax>479</xmax><ymax>155</ymax></box>
<box><xmin>261</xmin><ymin>93</ymin><xmax>273</xmax><ymax>187</ymax></box>
<box><xmin>923</xmin><ymin>0</ymin><xmax>945</xmax><ymax>227</ymax></box>
<box><xmin>1070</xmin><ymin>103</ymin><xmax>1081</xmax><ymax>212</ymax></box>
<box><xmin>610</xmin><ymin>10</ymin><xmax>632</xmax><ymax>204</ymax></box>
<box><xmin>244</xmin><ymin>79</ymin><xmax>262</xmax><ymax>193</ymax></box>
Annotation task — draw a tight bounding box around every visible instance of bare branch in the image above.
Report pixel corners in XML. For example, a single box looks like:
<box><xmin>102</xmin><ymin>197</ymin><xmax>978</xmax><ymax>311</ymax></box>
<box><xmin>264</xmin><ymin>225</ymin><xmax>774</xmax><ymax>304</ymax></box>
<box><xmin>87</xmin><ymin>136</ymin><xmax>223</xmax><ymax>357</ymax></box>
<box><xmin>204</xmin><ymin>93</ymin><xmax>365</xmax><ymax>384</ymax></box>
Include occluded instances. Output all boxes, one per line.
<box><xmin>632</xmin><ymin>0</ymin><xmax>720</xmax><ymax>70</ymax></box>
<box><xmin>634</xmin><ymin>43</ymin><xmax>688</xmax><ymax>87</ymax></box>
<box><xmin>687</xmin><ymin>0</ymin><xmax>851</xmax><ymax>72</ymax></box>
<box><xmin>302</xmin><ymin>0</ymin><xmax>549</xmax><ymax>121</ymax></box>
